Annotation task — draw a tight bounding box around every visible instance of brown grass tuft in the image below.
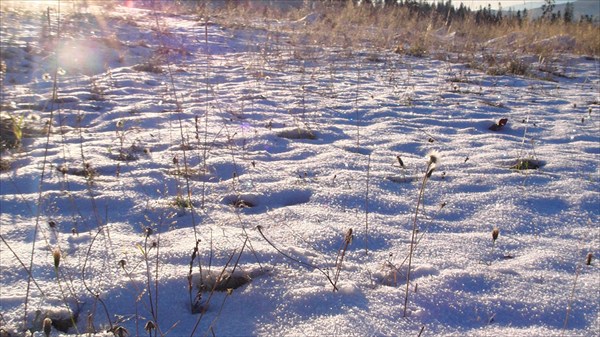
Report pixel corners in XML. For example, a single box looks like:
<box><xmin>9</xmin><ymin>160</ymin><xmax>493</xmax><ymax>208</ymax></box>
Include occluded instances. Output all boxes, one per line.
<box><xmin>202</xmin><ymin>2</ymin><xmax>599</xmax><ymax>60</ymax></box>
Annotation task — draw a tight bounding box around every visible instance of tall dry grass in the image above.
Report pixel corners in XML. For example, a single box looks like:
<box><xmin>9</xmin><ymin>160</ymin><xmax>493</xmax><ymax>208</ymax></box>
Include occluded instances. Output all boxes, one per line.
<box><xmin>198</xmin><ymin>1</ymin><xmax>599</xmax><ymax>58</ymax></box>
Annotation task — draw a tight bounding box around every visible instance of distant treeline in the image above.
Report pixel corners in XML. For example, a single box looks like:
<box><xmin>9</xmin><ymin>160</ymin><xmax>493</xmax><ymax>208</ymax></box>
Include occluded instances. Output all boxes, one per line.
<box><xmin>328</xmin><ymin>0</ymin><xmax>595</xmax><ymax>25</ymax></box>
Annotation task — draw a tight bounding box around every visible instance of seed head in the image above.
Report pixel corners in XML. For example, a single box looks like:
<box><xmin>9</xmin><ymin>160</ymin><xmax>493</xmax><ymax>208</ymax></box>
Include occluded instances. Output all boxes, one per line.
<box><xmin>427</xmin><ymin>150</ymin><xmax>441</xmax><ymax>166</ymax></box>
<box><xmin>43</xmin><ymin>317</ymin><xmax>52</xmax><ymax>337</ymax></box>
<box><xmin>425</xmin><ymin>151</ymin><xmax>441</xmax><ymax>178</ymax></box>
<box><xmin>144</xmin><ymin>321</ymin><xmax>156</xmax><ymax>333</ymax></box>
<box><xmin>492</xmin><ymin>228</ymin><xmax>500</xmax><ymax>243</ymax></box>
<box><xmin>112</xmin><ymin>326</ymin><xmax>129</xmax><ymax>337</ymax></box>
<box><xmin>52</xmin><ymin>248</ymin><xmax>61</xmax><ymax>269</ymax></box>
<box><xmin>586</xmin><ymin>252</ymin><xmax>593</xmax><ymax>266</ymax></box>
<box><xmin>345</xmin><ymin>228</ymin><xmax>353</xmax><ymax>244</ymax></box>
<box><xmin>396</xmin><ymin>155</ymin><xmax>405</xmax><ymax>168</ymax></box>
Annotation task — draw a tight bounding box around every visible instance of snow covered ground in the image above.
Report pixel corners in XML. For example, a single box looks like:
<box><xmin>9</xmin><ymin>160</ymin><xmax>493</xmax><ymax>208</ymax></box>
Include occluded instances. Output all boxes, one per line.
<box><xmin>1</xmin><ymin>2</ymin><xmax>598</xmax><ymax>336</ymax></box>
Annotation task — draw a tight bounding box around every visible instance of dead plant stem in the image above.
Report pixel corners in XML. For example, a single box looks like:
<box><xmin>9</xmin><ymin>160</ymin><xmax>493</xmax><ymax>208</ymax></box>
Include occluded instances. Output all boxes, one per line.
<box><xmin>403</xmin><ymin>163</ymin><xmax>432</xmax><ymax>317</ymax></box>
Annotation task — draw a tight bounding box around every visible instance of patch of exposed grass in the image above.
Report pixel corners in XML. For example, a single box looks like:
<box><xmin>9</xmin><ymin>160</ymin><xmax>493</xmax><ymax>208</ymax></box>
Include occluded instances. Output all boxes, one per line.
<box><xmin>511</xmin><ymin>158</ymin><xmax>543</xmax><ymax>170</ymax></box>
<box><xmin>0</xmin><ymin>158</ymin><xmax>11</xmax><ymax>171</ymax></box>
<box><xmin>0</xmin><ymin>112</ymin><xmax>46</xmax><ymax>151</ymax></box>
<box><xmin>56</xmin><ymin>163</ymin><xmax>97</xmax><ymax>179</ymax></box>
<box><xmin>133</xmin><ymin>61</ymin><xmax>164</xmax><ymax>74</ymax></box>
<box><xmin>277</xmin><ymin>128</ymin><xmax>317</xmax><ymax>140</ymax></box>
<box><xmin>172</xmin><ymin>194</ymin><xmax>193</xmax><ymax>209</ymax></box>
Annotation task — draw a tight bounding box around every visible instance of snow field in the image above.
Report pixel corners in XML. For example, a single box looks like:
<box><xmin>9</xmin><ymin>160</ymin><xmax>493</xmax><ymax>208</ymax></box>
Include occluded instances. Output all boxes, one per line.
<box><xmin>0</xmin><ymin>2</ymin><xmax>598</xmax><ymax>336</ymax></box>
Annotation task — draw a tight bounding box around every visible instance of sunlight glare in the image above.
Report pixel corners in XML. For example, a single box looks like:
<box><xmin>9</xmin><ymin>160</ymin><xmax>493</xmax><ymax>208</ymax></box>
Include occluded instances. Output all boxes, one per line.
<box><xmin>13</xmin><ymin>0</ymin><xmax>60</xmax><ymax>9</ymax></box>
<box><xmin>4</xmin><ymin>0</ymin><xmax>91</xmax><ymax>12</ymax></box>
<box><xmin>56</xmin><ymin>40</ymin><xmax>105</xmax><ymax>76</ymax></box>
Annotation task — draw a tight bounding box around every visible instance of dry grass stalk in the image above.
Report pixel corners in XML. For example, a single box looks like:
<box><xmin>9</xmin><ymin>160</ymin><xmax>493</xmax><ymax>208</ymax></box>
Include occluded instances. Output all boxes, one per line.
<box><xmin>404</xmin><ymin>151</ymin><xmax>440</xmax><ymax>317</ymax></box>
<box><xmin>333</xmin><ymin>228</ymin><xmax>353</xmax><ymax>290</ymax></box>
<box><xmin>205</xmin><ymin>2</ymin><xmax>598</xmax><ymax>58</ymax></box>
<box><xmin>256</xmin><ymin>225</ymin><xmax>338</xmax><ymax>291</ymax></box>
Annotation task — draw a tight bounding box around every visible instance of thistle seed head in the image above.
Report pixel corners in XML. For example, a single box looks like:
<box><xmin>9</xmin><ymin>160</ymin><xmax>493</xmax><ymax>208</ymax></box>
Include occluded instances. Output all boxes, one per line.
<box><xmin>425</xmin><ymin>151</ymin><xmax>441</xmax><ymax>178</ymax></box>
<box><xmin>427</xmin><ymin>150</ymin><xmax>441</xmax><ymax>166</ymax></box>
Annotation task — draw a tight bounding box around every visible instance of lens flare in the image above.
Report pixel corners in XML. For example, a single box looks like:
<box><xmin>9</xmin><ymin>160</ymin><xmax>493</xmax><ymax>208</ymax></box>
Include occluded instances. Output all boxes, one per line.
<box><xmin>56</xmin><ymin>39</ymin><xmax>106</xmax><ymax>76</ymax></box>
